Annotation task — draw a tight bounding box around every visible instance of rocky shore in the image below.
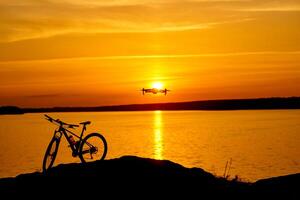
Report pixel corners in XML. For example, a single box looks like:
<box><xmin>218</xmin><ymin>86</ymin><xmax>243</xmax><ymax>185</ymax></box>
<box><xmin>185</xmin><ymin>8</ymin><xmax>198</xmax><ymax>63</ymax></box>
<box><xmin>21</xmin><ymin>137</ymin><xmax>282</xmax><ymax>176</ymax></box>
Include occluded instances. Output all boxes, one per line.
<box><xmin>0</xmin><ymin>156</ymin><xmax>299</xmax><ymax>198</ymax></box>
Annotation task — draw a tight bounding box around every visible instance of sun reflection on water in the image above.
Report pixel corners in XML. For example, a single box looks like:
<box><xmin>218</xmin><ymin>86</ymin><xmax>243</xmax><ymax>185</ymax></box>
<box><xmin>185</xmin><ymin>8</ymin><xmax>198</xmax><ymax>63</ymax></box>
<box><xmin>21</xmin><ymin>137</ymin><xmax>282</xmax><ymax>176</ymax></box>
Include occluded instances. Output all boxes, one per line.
<box><xmin>154</xmin><ymin>110</ymin><xmax>163</xmax><ymax>160</ymax></box>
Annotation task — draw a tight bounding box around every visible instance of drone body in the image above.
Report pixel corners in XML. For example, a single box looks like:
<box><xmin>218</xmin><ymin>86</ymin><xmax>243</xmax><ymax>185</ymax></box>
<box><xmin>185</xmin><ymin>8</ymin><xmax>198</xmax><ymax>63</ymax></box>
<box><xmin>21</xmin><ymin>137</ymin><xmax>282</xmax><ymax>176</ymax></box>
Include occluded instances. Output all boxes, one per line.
<box><xmin>141</xmin><ymin>88</ymin><xmax>170</xmax><ymax>95</ymax></box>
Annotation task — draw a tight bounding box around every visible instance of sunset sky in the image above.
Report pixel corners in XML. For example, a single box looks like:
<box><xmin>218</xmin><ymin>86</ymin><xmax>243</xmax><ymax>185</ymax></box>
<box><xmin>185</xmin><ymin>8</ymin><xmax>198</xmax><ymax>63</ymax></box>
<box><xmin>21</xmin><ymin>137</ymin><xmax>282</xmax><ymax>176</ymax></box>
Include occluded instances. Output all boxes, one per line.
<box><xmin>1</xmin><ymin>0</ymin><xmax>300</xmax><ymax>107</ymax></box>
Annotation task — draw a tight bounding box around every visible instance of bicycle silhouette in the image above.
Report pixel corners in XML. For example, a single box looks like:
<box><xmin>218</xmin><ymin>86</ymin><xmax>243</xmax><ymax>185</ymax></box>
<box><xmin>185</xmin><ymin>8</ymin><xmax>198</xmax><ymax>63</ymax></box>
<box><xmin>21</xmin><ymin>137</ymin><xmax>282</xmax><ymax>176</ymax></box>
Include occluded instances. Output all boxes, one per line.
<box><xmin>43</xmin><ymin>114</ymin><xmax>107</xmax><ymax>172</ymax></box>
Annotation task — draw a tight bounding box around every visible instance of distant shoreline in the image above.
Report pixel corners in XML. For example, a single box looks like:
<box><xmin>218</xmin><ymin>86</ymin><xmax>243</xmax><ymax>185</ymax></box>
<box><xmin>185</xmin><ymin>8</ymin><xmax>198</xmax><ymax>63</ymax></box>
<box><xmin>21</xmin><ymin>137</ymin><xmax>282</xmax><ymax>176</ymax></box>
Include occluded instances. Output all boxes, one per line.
<box><xmin>1</xmin><ymin>97</ymin><xmax>300</xmax><ymax>115</ymax></box>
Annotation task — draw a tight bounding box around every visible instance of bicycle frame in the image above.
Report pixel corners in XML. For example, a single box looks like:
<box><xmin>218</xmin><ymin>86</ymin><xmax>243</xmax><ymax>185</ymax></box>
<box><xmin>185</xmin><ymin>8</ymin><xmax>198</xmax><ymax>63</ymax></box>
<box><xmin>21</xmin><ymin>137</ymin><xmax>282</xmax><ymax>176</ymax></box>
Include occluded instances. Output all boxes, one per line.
<box><xmin>53</xmin><ymin>124</ymin><xmax>86</xmax><ymax>156</ymax></box>
<box><xmin>45</xmin><ymin>114</ymin><xmax>89</xmax><ymax>157</ymax></box>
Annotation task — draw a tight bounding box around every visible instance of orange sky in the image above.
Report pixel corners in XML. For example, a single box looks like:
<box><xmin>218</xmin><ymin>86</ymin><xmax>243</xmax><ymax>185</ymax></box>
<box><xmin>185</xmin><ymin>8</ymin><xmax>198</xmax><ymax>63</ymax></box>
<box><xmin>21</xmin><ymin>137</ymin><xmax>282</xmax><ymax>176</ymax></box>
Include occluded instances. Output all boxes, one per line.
<box><xmin>0</xmin><ymin>0</ymin><xmax>300</xmax><ymax>107</ymax></box>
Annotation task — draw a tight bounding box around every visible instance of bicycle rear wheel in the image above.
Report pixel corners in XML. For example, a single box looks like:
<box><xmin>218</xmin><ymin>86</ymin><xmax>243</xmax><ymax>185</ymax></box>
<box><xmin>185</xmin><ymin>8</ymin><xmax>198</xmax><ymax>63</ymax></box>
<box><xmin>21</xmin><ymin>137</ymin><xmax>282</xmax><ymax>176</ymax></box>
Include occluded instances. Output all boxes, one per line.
<box><xmin>79</xmin><ymin>133</ymin><xmax>107</xmax><ymax>163</ymax></box>
<box><xmin>42</xmin><ymin>138</ymin><xmax>60</xmax><ymax>172</ymax></box>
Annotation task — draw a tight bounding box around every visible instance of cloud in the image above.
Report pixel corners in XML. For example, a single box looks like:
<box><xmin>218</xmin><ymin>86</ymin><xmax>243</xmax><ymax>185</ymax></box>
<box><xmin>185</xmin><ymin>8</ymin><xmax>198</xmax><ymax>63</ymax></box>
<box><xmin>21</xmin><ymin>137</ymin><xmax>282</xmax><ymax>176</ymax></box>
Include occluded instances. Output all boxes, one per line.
<box><xmin>23</xmin><ymin>93</ymin><xmax>82</xmax><ymax>99</ymax></box>
<box><xmin>239</xmin><ymin>7</ymin><xmax>300</xmax><ymax>12</ymax></box>
<box><xmin>1</xmin><ymin>51</ymin><xmax>300</xmax><ymax>64</ymax></box>
<box><xmin>0</xmin><ymin>0</ymin><xmax>253</xmax><ymax>42</ymax></box>
<box><xmin>231</xmin><ymin>0</ymin><xmax>300</xmax><ymax>11</ymax></box>
<box><xmin>25</xmin><ymin>94</ymin><xmax>63</xmax><ymax>98</ymax></box>
<box><xmin>0</xmin><ymin>0</ymin><xmax>299</xmax><ymax>42</ymax></box>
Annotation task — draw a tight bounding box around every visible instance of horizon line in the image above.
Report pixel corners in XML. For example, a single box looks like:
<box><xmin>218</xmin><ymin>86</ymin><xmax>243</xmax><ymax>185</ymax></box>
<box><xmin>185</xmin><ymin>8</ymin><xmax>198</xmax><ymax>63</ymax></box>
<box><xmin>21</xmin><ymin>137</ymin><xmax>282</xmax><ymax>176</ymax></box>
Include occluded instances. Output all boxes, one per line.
<box><xmin>12</xmin><ymin>96</ymin><xmax>299</xmax><ymax>109</ymax></box>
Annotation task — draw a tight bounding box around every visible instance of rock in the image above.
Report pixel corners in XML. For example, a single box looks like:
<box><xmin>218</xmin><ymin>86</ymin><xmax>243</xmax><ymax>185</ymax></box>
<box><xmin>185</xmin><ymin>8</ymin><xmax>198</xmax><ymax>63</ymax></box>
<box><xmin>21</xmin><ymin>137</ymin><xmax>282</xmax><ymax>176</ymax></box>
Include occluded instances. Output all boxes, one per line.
<box><xmin>0</xmin><ymin>156</ymin><xmax>298</xmax><ymax>198</ymax></box>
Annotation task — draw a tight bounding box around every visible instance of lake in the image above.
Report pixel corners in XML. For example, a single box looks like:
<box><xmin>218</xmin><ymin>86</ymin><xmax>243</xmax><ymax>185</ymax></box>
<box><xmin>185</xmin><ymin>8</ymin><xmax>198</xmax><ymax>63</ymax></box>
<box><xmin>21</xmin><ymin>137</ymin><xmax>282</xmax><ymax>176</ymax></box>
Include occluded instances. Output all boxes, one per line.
<box><xmin>0</xmin><ymin>110</ymin><xmax>299</xmax><ymax>181</ymax></box>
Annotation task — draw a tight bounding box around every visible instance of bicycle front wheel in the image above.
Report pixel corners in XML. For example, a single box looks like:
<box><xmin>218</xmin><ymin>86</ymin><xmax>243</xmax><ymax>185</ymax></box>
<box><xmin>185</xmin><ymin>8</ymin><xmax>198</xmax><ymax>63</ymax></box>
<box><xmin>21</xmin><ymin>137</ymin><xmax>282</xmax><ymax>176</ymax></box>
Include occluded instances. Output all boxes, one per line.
<box><xmin>42</xmin><ymin>138</ymin><xmax>60</xmax><ymax>172</ymax></box>
<box><xmin>79</xmin><ymin>133</ymin><xmax>107</xmax><ymax>163</ymax></box>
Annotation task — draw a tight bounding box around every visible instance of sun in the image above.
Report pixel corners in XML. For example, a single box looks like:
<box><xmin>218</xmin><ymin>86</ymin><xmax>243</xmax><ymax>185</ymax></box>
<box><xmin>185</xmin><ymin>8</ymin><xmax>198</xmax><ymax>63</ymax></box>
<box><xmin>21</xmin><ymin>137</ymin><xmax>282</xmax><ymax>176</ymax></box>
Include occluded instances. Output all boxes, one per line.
<box><xmin>152</xmin><ymin>82</ymin><xmax>164</xmax><ymax>89</ymax></box>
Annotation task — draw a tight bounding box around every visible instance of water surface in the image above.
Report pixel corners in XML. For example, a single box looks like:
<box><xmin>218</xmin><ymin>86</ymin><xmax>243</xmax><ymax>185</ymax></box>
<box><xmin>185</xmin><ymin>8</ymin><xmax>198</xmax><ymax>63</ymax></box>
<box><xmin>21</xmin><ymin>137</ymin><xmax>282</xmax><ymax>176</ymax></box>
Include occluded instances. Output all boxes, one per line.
<box><xmin>0</xmin><ymin>110</ymin><xmax>299</xmax><ymax>181</ymax></box>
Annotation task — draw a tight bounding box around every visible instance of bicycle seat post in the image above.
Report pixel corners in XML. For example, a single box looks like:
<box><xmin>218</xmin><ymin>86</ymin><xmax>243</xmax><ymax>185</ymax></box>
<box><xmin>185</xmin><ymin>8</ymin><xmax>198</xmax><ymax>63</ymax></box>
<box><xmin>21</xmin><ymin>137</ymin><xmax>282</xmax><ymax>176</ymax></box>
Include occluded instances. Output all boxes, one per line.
<box><xmin>79</xmin><ymin>121</ymin><xmax>91</xmax><ymax>138</ymax></box>
<box><xmin>80</xmin><ymin>124</ymin><xmax>87</xmax><ymax>139</ymax></box>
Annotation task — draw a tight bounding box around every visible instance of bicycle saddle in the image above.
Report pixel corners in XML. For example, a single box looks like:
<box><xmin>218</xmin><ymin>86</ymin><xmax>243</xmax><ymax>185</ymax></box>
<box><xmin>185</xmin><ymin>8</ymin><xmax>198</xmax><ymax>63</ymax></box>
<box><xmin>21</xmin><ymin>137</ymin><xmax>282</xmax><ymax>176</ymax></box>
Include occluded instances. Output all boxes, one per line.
<box><xmin>80</xmin><ymin>121</ymin><xmax>91</xmax><ymax>125</ymax></box>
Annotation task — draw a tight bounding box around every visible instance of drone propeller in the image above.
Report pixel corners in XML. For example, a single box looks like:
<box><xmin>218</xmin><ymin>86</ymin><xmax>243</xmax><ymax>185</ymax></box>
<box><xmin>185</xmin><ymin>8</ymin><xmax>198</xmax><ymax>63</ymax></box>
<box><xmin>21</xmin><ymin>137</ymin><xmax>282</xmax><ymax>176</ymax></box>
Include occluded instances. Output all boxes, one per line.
<box><xmin>139</xmin><ymin>88</ymin><xmax>145</xmax><ymax>95</ymax></box>
<box><xmin>163</xmin><ymin>88</ymin><xmax>170</xmax><ymax>95</ymax></box>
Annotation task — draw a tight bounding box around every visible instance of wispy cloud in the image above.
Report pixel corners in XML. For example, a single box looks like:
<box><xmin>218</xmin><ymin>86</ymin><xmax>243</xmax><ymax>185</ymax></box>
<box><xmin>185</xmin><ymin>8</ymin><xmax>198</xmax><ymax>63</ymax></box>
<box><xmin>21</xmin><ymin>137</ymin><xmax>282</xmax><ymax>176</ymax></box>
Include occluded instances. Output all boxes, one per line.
<box><xmin>239</xmin><ymin>7</ymin><xmax>300</xmax><ymax>12</ymax></box>
<box><xmin>0</xmin><ymin>0</ymin><xmax>255</xmax><ymax>42</ymax></box>
<box><xmin>0</xmin><ymin>0</ymin><xmax>299</xmax><ymax>42</ymax></box>
<box><xmin>231</xmin><ymin>0</ymin><xmax>300</xmax><ymax>11</ymax></box>
<box><xmin>25</xmin><ymin>94</ymin><xmax>63</xmax><ymax>98</ymax></box>
<box><xmin>1</xmin><ymin>51</ymin><xmax>300</xmax><ymax>64</ymax></box>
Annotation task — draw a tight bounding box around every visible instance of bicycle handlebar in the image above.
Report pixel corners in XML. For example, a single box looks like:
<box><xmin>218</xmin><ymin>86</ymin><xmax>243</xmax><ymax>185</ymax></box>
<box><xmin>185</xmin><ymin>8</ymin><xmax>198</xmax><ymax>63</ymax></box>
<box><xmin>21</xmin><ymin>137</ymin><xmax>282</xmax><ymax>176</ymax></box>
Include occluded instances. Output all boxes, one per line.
<box><xmin>44</xmin><ymin>114</ymin><xmax>79</xmax><ymax>128</ymax></box>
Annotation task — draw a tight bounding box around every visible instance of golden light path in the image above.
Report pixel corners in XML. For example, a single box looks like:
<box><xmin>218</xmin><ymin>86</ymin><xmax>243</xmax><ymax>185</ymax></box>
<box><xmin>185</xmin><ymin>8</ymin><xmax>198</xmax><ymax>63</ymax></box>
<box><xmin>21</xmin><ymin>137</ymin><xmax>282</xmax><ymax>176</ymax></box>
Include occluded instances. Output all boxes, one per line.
<box><xmin>154</xmin><ymin>110</ymin><xmax>164</xmax><ymax>160</ymax></box>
